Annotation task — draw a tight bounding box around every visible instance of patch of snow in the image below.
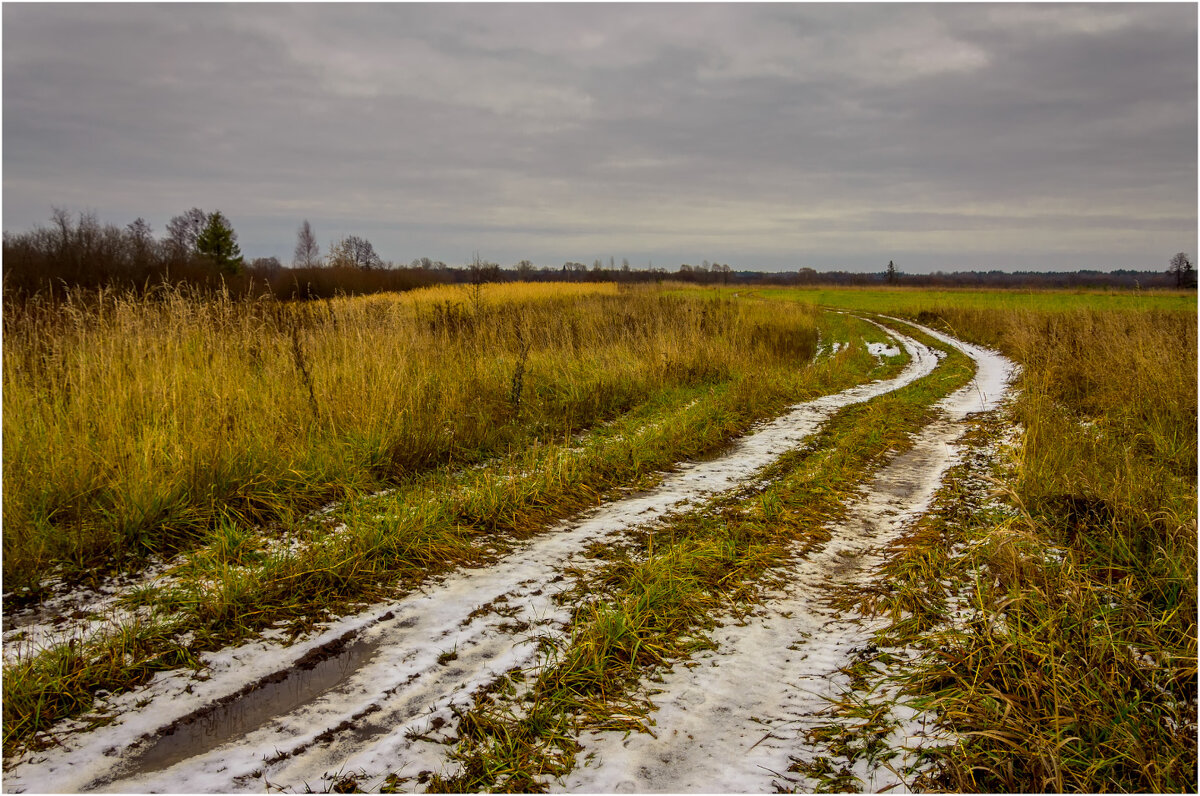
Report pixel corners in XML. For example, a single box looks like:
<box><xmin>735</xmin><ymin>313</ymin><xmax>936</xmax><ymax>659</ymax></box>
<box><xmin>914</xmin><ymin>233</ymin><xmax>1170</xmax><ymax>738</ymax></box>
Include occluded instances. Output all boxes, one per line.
<box><xmin>3</xmin><ymin>558</ymin><xmax>181</xmax><ymax>665</ymax></box>
<box><xmin>866</xmin><ymin>341</ymin><xmax>902</xmax><ymax>359</ymax></box>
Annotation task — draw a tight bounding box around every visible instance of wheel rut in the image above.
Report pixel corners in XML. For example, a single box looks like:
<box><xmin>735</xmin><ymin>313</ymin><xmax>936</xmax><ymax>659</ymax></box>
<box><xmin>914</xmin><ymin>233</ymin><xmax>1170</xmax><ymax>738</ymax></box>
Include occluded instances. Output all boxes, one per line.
<box><xmin>560</xmin><ymin>321</ymin><xmax>1016</xmax><ymax>793</ymax></box>
<box><xmin>3</xmin><ymin>320</ymin><xmax>993</xmax><ymax>794</ymax></box>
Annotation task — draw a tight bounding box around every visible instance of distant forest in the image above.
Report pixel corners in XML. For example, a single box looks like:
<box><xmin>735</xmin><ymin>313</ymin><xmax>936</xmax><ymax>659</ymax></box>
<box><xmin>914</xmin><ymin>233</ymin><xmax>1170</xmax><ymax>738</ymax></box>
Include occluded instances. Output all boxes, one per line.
<box><xmin>3</xmin><ymin>209</ymin><xmax>1192</xmax><ymax>301</ymax></box>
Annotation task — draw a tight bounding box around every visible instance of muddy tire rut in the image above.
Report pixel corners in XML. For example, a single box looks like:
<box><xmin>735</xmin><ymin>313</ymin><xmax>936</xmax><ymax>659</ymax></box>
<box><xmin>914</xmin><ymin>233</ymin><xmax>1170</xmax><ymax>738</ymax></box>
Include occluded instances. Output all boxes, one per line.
<box><xmin>2</xmin><ymin>320</ymin><xmax>1014</xmax><ymax>794</ymax></box>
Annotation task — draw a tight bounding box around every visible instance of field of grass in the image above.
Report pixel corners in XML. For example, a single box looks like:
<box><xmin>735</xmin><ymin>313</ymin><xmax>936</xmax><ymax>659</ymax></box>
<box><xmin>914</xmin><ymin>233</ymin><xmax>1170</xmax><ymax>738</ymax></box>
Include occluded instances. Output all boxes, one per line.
<box><xmin>756</xmin><ymin>283</ymin><xmax>1197</xmax><ymax>314</ymax></box>
<box><xmin>3</xmin><ymin>282</ymin><xmax>909</xmax><ymax>753</ymax></box>
<box><xmin>2</xmin><ymin>280</ymin><xmax>1194</xmax><ymax>793</ymax></box>
<box><xmin>4</xmin><ymin>282</ymin><xmax>824</xmax><ymax>592</ymax></box>
<box><xmin>768</xmin><ymin>287</ymin><xmax>1197</xmax><ymax>792</ymax></box>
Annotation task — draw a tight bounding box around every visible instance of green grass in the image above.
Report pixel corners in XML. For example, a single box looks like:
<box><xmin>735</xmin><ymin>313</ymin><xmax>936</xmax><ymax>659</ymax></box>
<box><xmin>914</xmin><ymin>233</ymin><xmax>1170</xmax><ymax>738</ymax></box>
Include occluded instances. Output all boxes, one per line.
<box><xmin>755</xmin><ymin>284</ymin><xmax>1196</xmax><ymax>314</ymax></box>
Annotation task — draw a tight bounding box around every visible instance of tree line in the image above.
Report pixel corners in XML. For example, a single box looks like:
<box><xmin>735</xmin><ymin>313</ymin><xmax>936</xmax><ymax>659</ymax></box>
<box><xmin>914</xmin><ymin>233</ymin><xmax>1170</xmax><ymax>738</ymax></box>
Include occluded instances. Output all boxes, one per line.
<box><xmin>1</xmin><ymin>209</ymin><xmax>440</xmax><ymax>300</ymax></box>
<box><xmin>2</xmin><ymin>208</ymin><xmax>1192</xmax><ymax>302</ymax></box>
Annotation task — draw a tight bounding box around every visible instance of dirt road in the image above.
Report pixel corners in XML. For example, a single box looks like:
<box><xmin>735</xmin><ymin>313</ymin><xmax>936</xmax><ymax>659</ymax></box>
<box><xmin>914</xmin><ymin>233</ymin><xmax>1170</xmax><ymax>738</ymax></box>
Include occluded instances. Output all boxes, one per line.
<box><xmin>3</xmin><ymin>320</ymin><xmax>1013</xmax><ymax>793</ymax></box>
<box><xmin>561</xmin><ymin>324</ymin><xmax>1014</xmax><ymax>792</ymax></box>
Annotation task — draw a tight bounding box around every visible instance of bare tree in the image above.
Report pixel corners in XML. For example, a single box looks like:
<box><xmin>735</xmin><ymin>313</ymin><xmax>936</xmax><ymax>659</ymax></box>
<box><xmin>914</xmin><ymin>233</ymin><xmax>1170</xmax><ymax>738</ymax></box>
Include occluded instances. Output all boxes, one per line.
<box><xmin>166</xmin><ymin>207</ymin><xmax>208</xmax><ymax>257</ymax></box>
<box><xmin>127</xmin><ymin>217</ymin><xmax>153</xmax><ymax>244</ymax></box>
<box><xmin>127</xmin><ymin>217</ymin><xmax>155</xmax><ymax>265</ymax></box>
<box><xmin>1169</xmin><ymin>252</ymin><xmax>1194</xmax><ymax>288</ymax></box>
<box><xmin>469</xmin><ymin>253</ymin><xmax>502</xmax><ymax>282</ymax></box>
<box><xmin>294</xmin><ymin>219</ymin><xmax>321</xmax><ymax>267</ymax></box>
<box><xmin>328</xmin><ymin>234</ymin><xmax>383</xmax><ymax>269</ymax></box>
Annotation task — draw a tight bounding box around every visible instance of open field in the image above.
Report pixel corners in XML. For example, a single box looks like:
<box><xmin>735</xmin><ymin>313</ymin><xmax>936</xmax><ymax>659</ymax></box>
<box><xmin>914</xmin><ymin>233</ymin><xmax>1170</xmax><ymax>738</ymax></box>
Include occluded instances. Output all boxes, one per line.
<box><xmin>3</xmin><ymin>283</ymin><xmax>824</xmax><ymax>590</ymax></box>
<box><xmin>2</xmin><ymin>283</ymin><xmax>1195</xmax><ymax>793</ymax></box>
<box><xmin>756</xmin><ymin>284</ymin><xmax>1197</xmax><ymax>314</ymax></box>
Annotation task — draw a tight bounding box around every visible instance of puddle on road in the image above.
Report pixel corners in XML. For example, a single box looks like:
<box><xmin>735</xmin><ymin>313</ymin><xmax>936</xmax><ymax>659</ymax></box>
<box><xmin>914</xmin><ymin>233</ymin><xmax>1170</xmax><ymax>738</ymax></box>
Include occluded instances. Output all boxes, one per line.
<box><xmin>108</xmin><ymin>634</ymin><xmax>380</xmax><ymax>781</ymax></box>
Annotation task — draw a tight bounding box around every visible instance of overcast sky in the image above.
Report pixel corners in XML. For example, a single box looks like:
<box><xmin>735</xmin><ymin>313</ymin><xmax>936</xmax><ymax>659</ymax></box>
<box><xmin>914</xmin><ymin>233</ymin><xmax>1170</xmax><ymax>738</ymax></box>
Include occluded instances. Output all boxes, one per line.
<box><xmin>4</xmin><ymin>3</ymin><xmax>1196</xmax><ymax>272</ymax></box>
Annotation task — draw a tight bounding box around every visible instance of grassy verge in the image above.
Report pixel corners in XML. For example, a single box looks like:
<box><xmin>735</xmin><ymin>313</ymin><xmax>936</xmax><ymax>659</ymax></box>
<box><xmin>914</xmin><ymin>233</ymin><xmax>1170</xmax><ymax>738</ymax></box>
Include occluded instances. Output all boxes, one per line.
<box><xmin>790</xmin><ymin>303</ymin><xmax>1197</xmax><ymax>792</ymax></box>
<box><xmin>755</xmin><ymin>284</ymin><xmax>1196</xmax><ymax>314</ymax></box>
<box><xmin>2</xmin><ymin>298</ymin><xmax>899</xmax><ymax>756</ymax></box>
<box><xmin>419</xmin><ymin>319</ymin><xmax>976</xmax><ymax>792</ymax></box>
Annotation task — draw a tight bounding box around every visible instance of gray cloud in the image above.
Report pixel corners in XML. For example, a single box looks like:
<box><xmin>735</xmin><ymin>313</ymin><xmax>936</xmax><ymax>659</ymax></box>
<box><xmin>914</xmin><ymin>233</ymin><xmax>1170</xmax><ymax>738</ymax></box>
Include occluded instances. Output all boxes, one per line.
<box><xmin>4</xmin><ymin>3</ymin><xmax>1195</xmax><ymax>272</ymax></box>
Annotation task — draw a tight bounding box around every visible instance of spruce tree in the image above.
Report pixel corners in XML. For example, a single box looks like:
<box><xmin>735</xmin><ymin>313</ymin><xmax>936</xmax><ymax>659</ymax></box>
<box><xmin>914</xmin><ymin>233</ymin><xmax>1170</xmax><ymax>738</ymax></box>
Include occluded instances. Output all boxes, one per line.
<box><xmin>195</xmin><ymin>211</ymin><xmax>244</xmax><ymax>274</ymax></box>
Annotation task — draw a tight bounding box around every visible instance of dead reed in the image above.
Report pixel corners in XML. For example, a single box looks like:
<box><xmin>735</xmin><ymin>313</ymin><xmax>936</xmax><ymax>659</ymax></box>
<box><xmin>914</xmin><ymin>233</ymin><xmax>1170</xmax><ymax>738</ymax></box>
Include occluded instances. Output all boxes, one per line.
<box><xmin>3</xmin><ymin>283</ymin><xmax>819</xmax><ymax>592</ymax></box>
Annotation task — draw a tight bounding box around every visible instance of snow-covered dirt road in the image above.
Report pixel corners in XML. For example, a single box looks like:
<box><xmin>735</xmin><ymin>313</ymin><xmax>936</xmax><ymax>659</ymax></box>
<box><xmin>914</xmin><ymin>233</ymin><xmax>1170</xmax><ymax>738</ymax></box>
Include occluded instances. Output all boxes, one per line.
<box><xmin>4</xmin><ymin>319</ymin><xmax>1018</xmax><ymax>795</ymax></box>
<box><xmin>560</xmin><ymin>323</ymin><xmax>1015</xmax><ymax>793</ymax></box>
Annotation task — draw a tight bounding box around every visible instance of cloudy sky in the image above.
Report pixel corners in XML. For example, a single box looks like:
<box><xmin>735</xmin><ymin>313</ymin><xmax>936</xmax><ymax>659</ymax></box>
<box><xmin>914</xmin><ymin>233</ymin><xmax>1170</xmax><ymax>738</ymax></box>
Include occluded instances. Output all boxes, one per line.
<box><xmin>4</xmin><ymin>3</ymin><xmax>1196</xmax><ymax>272</ymax></box>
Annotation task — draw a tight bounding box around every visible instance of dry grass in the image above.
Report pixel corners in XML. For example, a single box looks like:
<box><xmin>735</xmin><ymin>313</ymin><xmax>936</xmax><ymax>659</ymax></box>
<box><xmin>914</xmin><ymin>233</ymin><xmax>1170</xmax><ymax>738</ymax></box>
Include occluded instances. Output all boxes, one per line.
<box><xmin>814</xmin><ymin>304</ymin><xmax>1197</xmax><ymax>793</ymax></box>
<box><xmin>4</xmin><ymin>282</ymin><xmax>849</xmax><ymax>753</ymax></box>
<box><xmin>3</xmin><ymin>282</ymin><xmax>818</xmax><ymax>592</ymax></box>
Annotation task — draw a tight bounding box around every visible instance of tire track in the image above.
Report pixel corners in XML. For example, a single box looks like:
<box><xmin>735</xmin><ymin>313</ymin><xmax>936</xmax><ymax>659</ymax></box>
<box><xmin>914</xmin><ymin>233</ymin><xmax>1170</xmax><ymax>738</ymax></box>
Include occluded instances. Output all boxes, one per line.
<box><xmin>4</xmin><ymin>322</ymin><xmax>940</xmax><ymax>794</ymax></box>
<box><xmin>560</xmin><ymin>320</ymin><xmax>1016</xmax><ymax>793</ymax></box>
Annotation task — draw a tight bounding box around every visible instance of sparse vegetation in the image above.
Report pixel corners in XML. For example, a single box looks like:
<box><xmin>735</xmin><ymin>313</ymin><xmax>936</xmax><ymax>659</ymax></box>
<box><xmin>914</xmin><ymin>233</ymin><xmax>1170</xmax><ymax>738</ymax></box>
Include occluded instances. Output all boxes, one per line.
<box><xmin>427</xmin><ymin>319</ymin><xmax>975</xmax><ymax>792</ymax></box>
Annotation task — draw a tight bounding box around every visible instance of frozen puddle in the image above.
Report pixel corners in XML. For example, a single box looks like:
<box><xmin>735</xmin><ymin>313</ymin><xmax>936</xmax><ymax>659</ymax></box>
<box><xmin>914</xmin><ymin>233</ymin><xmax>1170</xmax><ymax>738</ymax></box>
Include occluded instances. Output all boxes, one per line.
<box><xmin>560</xmin><ymin>323</ymin><xmax>1016</xmax><ymax>794</ymax></box>
<box><xmin>4</xmin><ymin>321</ymin><xmax>942</xmax><ymax>794</ymax></box>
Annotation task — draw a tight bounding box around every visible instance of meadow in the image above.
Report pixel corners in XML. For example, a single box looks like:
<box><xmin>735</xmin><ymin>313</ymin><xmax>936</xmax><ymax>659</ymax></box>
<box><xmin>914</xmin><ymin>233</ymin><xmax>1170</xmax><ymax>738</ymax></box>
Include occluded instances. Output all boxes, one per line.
<box><xmin>2</xmin><ymin>281</ymin><xmax>1195</xmax><ymax>793</ymax></box>
<box><xmin>757</xmin><ymin>283</ymin><xmax>1196</xmax><ymax>314</ymax></box>
<box><xmin>775</xmin><ymin>285</ymin><xmax>1197</xmax><ymax>792</ymax></box>
<box><xmin>4</xmin><ymin>282</ymin><xmax>822</xmax><ymax>591</ymax></box>
<box><xmin>4</xmin><ymin>282</ymin><xmax>901</xmax><ymax>753</ymax></box>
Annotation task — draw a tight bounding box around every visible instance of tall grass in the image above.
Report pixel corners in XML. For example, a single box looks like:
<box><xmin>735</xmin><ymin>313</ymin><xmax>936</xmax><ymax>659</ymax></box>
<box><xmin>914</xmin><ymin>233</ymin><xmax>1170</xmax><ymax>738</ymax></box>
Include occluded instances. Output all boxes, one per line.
<box><xmin>2</xmin><ymin>283</ymin><xmax>819</xmax><ymax>591</ymax></box>
<box><xmin>828</xmin><ymin>303</ymin><xmax>1197</xmax><ymax>793</ymax></box>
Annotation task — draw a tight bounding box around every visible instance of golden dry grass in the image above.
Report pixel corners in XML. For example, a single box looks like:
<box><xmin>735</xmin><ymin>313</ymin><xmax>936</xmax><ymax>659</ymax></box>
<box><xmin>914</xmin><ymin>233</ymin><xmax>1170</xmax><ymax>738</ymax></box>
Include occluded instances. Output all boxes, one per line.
<box><xmin>2</xmin><ymin>283</ymin><xmax>820</xmax><ymax>588</ymax></box>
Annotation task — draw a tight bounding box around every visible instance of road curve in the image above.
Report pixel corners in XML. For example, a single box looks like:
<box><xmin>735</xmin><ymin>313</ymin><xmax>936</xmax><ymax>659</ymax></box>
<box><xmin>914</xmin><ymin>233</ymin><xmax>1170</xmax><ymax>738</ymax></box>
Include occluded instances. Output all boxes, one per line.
<box><xmin>5</xmin><ymin>322</ymin><xmax>951</xmax><ymax>794</ymax></box>
<box><xmin>559</xmin><ymin>319</ymin><xmax>1016</xmax><ymax>793</ymax></box>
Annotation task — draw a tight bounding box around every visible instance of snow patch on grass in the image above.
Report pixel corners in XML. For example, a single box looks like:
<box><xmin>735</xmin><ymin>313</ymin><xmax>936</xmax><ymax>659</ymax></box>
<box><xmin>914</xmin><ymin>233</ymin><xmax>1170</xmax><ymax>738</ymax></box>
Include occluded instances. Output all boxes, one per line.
<box><xmin>4</xmin><ymin>325</ymin><xmax>940</xmax><ymax>793</ymax></box>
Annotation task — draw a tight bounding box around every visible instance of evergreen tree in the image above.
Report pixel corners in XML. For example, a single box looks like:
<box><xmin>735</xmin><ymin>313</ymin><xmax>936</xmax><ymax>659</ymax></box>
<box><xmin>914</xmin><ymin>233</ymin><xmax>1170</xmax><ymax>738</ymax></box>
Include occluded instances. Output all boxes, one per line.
<box><xmin>195</xmin><ymin>211</ymin><xmax>244</xmax><ymax>274</ymax></box>
<box><xmin>886</xmin><ymin>260</ymin><xmax>898</xmax><ymax>284</ymax></box>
